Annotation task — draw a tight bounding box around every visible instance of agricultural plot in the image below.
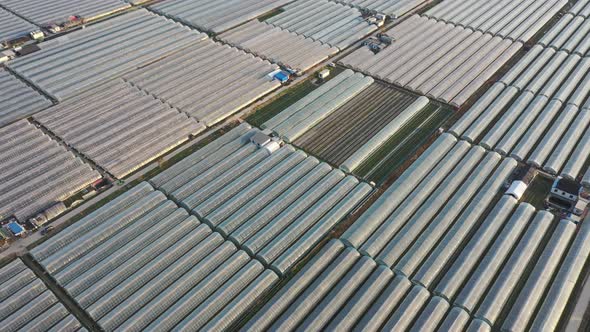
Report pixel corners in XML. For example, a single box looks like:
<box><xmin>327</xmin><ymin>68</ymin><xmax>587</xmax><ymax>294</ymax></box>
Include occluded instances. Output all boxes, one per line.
<box><xmin>263</xmin><ymin>69</ymin><xmax>374</xmax><ymax>143</ymax></box>
<box><xmin>245</xmin><ymin>239</ymin><xmax>493</xmax><ymax>331</ymax></box>
<box><xmin>7</xmin><ymin>9</ymin><xmax>208</xmax><ymax>101</ymax></box>
<box><xmin>0</xmin><ymin>259</ymin><xmax>84</xmax><ymax>331</ymax></box>
<box><xmin>340</xmin><ymin>15</ymin><xmax>523</xmax><ymax>107</ymax></box>
<box><xmin>0</xmin><ymin>68</ymin><xmax>52</xmax><ymax>128</ymax></box>
<box><xmin>0</xmin><ymin>7</ymin><xmax>38</xmax><ymax>46</ymax></box>
<box><xmin>34</xmin><ymin>80</ymin><xmax>205</xmax><ymax>179</ymax></box>
<box><xmin>424</xmin><ymin>0</ymin><xmax>565</xmax><ymax>41</ymax></box>
<box><xmin>295</xmin><ymin>82</ymin><xmax>420</xmax><ymax>167</ymax></box>
<box><xmin>265</xmin><ymin>0</ymin><xmax>379</xmax><ymax>50</ymax></box>
<box><xmin>352</xmin><ymin>103</ymin><xmax>453</xmax><ymax>184</ymax></box>
<box><xmin>218</xmin><ymin>20</ymin><xmax>339</xmax><ymax>74</ymax></box>
<box><xmin>450</xmin><ymin>49</ymin><xmax>590</xmax><ymax>181</ymax></box>
<box><xmin>122</xmin><ymin>38</ymin><xmax>281</xmax><ymax>127</ymax></box>
<box><xmin>0</xmin><ymin>120</ymin><xmax>101</xmax><ymax>222</ymax></box>
<box><xmin>30</xmin><ymin>182</ymin><xmax>278</xmax><ymax>332</ymax></box>
<box><xmin>0</xmin><ymin>0</ymin><xmax>130</xmax><ymax>26</ymax></box>
<box><xmin>150</xmin><ymin>124</ymin><xmax>372</xmax><ymax>275</ymax></box>
<box><xmin>149</xmin><ymin>0</ymin><xmax>291</xmax><ymax>34</ymax></box>
<box><xmin>333</xmin><ymin>0</ymin><xmax>430</xmax><ymax>18</ymax></box>
<box><xmin>539</xmin><ymin>9</ymin><xmax>590</xmax><ymax>55</ymax></box>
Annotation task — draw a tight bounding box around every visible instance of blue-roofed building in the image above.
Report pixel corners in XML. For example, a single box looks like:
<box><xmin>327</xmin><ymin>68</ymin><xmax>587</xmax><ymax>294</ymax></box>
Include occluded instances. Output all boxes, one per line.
<box><xmin>7</xmin><ymin>222</ymin><xmax>25</xmax><ymax>236</ymax></box>
<box><xmin>274</xmin><ymin>71</ymin><xmax>290</xmax><ymax>83</ymax></box>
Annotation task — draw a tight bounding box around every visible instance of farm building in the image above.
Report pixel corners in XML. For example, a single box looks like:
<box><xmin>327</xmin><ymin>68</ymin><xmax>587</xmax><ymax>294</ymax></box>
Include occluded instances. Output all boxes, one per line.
<box><xmin>450</xmin><ymin>48</ymin><xmax>590</xmax><ymax>179</ymax></box>
<box><xmin>339</xmin><ymin>15</ymin><xmax>524</xmax><ymax>107</ymax></box>
<box><xmin>264</xmin><ymin>0</ymin><xmax>379</xmax><ymax>50</ymax></box>
<box><xmin>0</xmin><ymin>259</ymin><xmax>84</xmax><ymax>331</ymax></box>
<box><xmin>0</xmin><ymin>120</ymin><xmax>101</xmax><ymax>222</ymax></box>
<box><xmin>34</xmin><ymin>80</ymin><xmax>205</xmax><ymax>179</ymax></box>
<box><xmin>122</xmin><ymin>38</ymin><xmax>282</xmax><ymax>127</ymax></box>
<box><xmin>30</xmin><ymin>182</ymin><xmax>279</xmax><ymax>331</ymax></box>
<box><xmin>0</xmin><ymin>7</ymin><xmax>38</xmax><ymax>46</ymax></box>
<box><xmin>333</xmin><ymin>0</ymin><xmax>430</xmax><ymax>17</ymax></box>
<box><xmin>219</xmin><ymin>20</ymin><xmax>339</xmax><ymax>74</ymax></box>
<box><xmin>149</xmin><ymin>0</ymin><xmax>291</xmax><ymax>34</ymax></box>
<box><xmin>150</xmin><ymin>123</ymin><xmax>373</xmax><ymax>275</ymax></box>
<box><xmin>424</xmin><ymin>0</ymin><xmax>565</xmax><ymax>41</ymax></box>
<box><xmin>0</xmin><ymin>0</ymin><xmax>130</xmax><ymax>27</ymax></box>
<box><xmin>0</xmin><ymin>67</ymin><xmax>52</xmax><ymax>127</ymax></box>
<box><xmin>547</xmin><ymin>177</ymin><xmax>581</xmax><ymax>211</ymax></box>
<box><xmin>7</xmin><ymin>9</ymin><xmax>208</xmax><ymax>101</ymax></box>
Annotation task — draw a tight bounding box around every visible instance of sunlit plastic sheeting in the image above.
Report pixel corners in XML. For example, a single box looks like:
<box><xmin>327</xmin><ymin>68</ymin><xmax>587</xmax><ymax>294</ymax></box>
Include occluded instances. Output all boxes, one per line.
<box><xmin>407</xmin><ymin>296</ymin><xmax>450</xmax><ymax>331</ymax></box>
<box><xmin>0</xmin><ymin>0</ymin><xmax>129</xmax><ymax>26</ymax></box>
<box><xmin>0</xmin><ymin>7</ymin><xmax>38</xmax><ymax>44</ymax></box>
<box><xmin>569</xmin><ymin>0</ymin><xmax>590</xmax><ymax>16</ymax></box>
<box><xmin>263</xmin><ymin>69</ymin><xmax>355</xmax><ymax>130</ymax></box>
<box><xmin>531</xmin><ymin>214</ymin><xmax>590</xmax><ymax>331</ymax></box>
<box><xmin>360</xmin><ymin>142</ymin><xmax>479</xmax><ymax>258</ymax></box>
<box><xmin>503</xmin><ymin>219</ymin><xmax>577</xmax><ymax>332</ymax></box>
<box><xmin>434</xmin><ymin>196</ymin><xmax>520</xmax><ymax>301</ymax></box>
<box><xmin>543</xmin><ymin>109</ymin><xmax>590</xmax><ymax>174</ymax></box>
<box><xmin>0</xmin><ymin>68</ymin><xmax>52</xmax><ymax>128</ymax></box>
<box><xmin>467</xmin><ymin>319</ymin><xmax>492</xmax><ymax>332</ymax></box>
<box><xmin>450</xmin><ymin>49</ymin><xmax>590</xmax><ymax>173</ymax></box>
<box><xmin>539</xmin><ymin>10</ymin><xmax>590</xmax><ymax>55</ymax></box>
<box><xmin>265</xmin><ymin>0</ymin><xmax>378</xmax><ymax>50</ymax></box>
<box><xmin>424</xmin><ymin>0</ymin><xmax>565</xmax><ymax>42</ymax></box>
<box><xmin>0</xmin><ymin>120</ymin><xmax>101</xmax><ymax>222</ymax></box>
<box><xmin>475</xmin><ymin>211</ymin><xmax>552</xmax><ymax>325</ymax></box>
<box><xmin>452</xmin><ymin>203</ymin><xmax>535</xmax><ymax>312</ymax></box>
<box><xmin>527</xmin><ymin>105</ymin><xmax>584</xmax><ymax>169</ymax></box>
<box><xmin>150</xmin><ymin>128</ymin><xmax>371</xmax><ymax>274</ymax></box>
<box><xmin>7</xmin><ymin>9</ymin><xmax>208</xmax><ymax>101</ymax></box>
<box><xmin>438</xmin><ymin>307</ymin><xmax>471</xmax><ymax>331</ymax></box>
<box><xmin>340</xmin><ymin>96</ymin><xmax>429</xmax><ymax>173</ymax></box>
<box><xmin>342</xmin><ymin>133</ymin><xmax>458</xmax><ymax>248</ymax></box>
<box><xmin>219</xmin><ymin>20</ymin><xmax>339</xmax><ymax>74</ymax></box>
<box><xmin>333</xmin><ymin>0</ymin><xmax>428</xmax><ymax>17</ymax></box>
<box><xmin>31</xmin><ymin>182</ymin><xmax>154</xmax><ymax>260</ymax></box>
<box><xmin>265</xmin><ymin>70</ymin><xmax>373</xmax><ymax>143</ymax></box>
<box><xmin>34</xmin><ymin>80</ymin><xmax>204</xmax><ymax>179</ymax></box>
<box><xmin>123</xmin><ymin>38</ymin><xmax>280</xmax><ymax>127</ymax></box>
<box><xmin>339</xmin><ymin>15</ymin><xmax>523</xmax><ymax>107</ymax></box>
<box><xmin>0</xmin><ymin>259</ymin><xmax>83</xmax><ymax>332</ymax></box>
<box><xmin>243</xmin><ymin>240</ymin><xmax>441</xmax><ymax>331</ymax></box>
<box><xmin>149</xmin><ymin>0</ymin><xmax>291</xmax><ymax>34</ymax></box>
<box><xmin>30</xmin><ymin>181</ymin><xmax>277</xmax><ymax>331</ymax></box>
<box><xmin>583</xmin><ymin>166</ymin><xmax>590</xmax><ymax>187</ymax></box>
<box><xmin>405</xmin><ymin>157</ymin><xmax>517</xmax><ymax>284</ymax></box>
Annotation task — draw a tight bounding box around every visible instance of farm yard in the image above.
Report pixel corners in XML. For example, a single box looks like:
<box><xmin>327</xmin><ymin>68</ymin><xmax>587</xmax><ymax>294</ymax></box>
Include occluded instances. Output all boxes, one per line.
<box><xmin>1</xmin><ymin>0</ymin><xmax>590</xmax><ymax>331</ymax></box>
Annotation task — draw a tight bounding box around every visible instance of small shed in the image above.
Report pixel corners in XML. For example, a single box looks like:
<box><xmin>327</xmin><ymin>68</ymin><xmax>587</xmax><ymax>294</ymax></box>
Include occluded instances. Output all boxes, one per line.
<box><xmin>6</xmin><ymin>222</ymin><xmax>25</xmax><ymax>236</ymax></box>
<box><xmin>506</xmin><ymin>180</ymin><xmax>527</xmax><ymax>200</ymax></box>
<box><xmin>318</xmin><ymin>69</ymin><xmax>330</xmax><ymax>80</ymax></box>
<box><xmin>250</xmin><ymin>132</ymin><xmax>271</xmax><ymax>147</ymax></box>
<box><xmin>274</xmin><ymin>71</ymin><xmax>290</xmax><ymax>83</ymax></box>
